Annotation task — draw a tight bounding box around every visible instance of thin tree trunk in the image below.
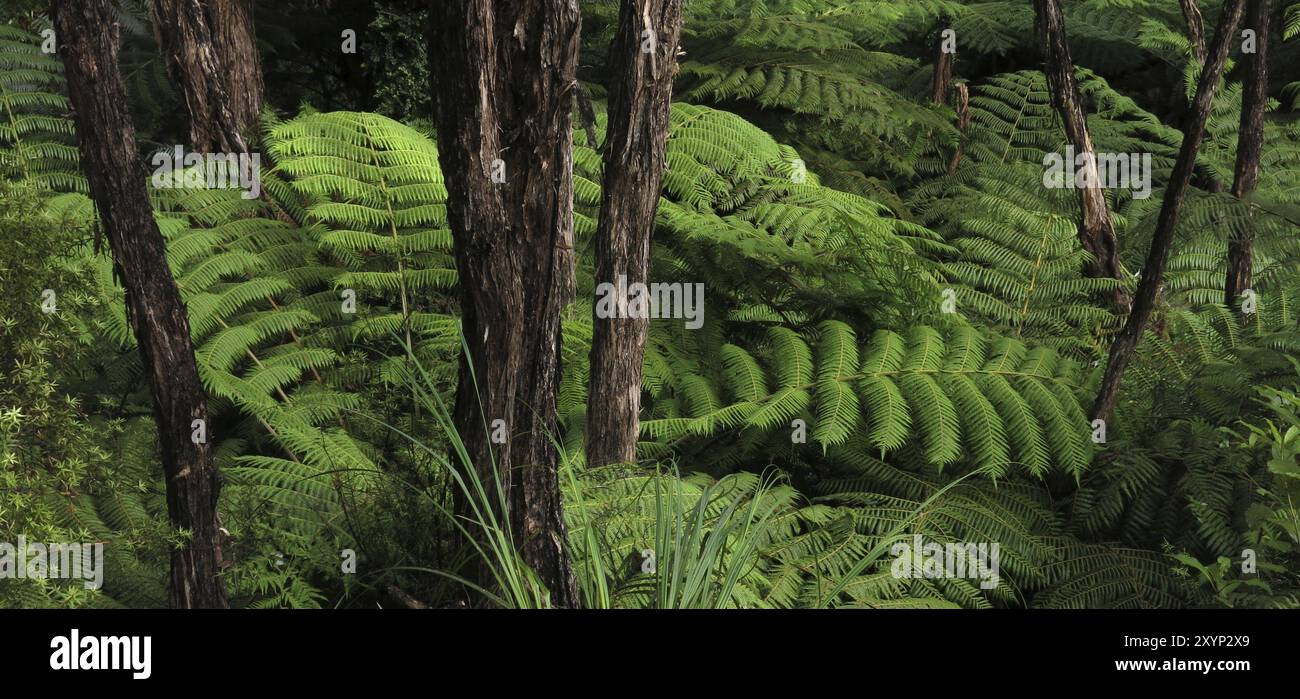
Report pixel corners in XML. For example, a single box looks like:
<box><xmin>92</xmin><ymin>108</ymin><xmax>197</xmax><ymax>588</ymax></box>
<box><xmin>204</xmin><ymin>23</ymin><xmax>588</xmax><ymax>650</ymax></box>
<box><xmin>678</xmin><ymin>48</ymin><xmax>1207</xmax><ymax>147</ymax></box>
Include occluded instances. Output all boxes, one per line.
<box><xmin>428</xmin><ymin>0</ymin><xmax>581</xmax><ymax>607</ymax></box>
<box><xmin>947</xmin><ymin>83</ymin><xmax>970</xmax><ymax>175</ymax></box>
<box><xmin>52</xmin><ymin>0</ymin><xmax>229</xmax><ymax>609</ymax></box>
<box><xmin>1181</xmin><ymin>0</ymin><xmax>1208</xmax><ymax>63</ymax></box>
<box><xmin>1092</xmin><ymin>0</ymin><xmax>1246</xmax><ymax>423</ymax></box>
<box><xmin>1225</xmin><ymin>0</ymin><xmax>1273</xmax><ymax>307</ymax></box>
<box><xmin>1033</xmin><ymin>0</ymin><xmax>1132</xmax><ymax>314</ymax></box>
<box><xmin>150</xmin><ymin>0</ymin><xmax>262</xmax><ymax>153</ymax></box>
<box><xmin>931</xmin><ymin>19</ymin><xmax>968</xmax><ymax>174</ymax></box>
<box><xmin>931</xmin><ymin>19</ymin><xmax>953</xmax><ymax>106</ymax></box>
<box><xmin>1182</xmin><ymin>0</ymin><xmax>1227</xmax><ymax>194</ymax></box>
<box><xmin>585</xmin><ymin>0</ymin><xmax>685</xmax><ymax>468</ymax></box>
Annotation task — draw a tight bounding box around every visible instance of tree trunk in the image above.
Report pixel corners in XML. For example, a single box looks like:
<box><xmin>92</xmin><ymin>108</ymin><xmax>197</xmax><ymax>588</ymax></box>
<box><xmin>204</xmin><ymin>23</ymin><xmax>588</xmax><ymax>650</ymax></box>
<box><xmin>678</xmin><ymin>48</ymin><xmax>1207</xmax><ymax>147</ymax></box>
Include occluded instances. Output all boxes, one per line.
<box><xmin>1033</xmin><ymin>0</ymin><xmax>1131</xmax><ymax>314</ymax></box>
<box><xmin>1092</xmin><ymin>0</ymin><xmax>1246</xmax><ymax>423</ymax></box>
<box><xmin>150</xmin><ymin>0</ymin><xmax>262</xmax><ymax>153</ymax></box>
<box><xmin>585</xmin><ymin>0</ymin><xmax>685</xmax><ymax>469</ymax></box>
<box><xmin>947</xmin><ymin>83</ymin><xmax>970</xmax><ymax>175</ymax></box>
<box><xmin>1182</xmin><ymin>0</ymin><xmax>1227</xmax><ymax>194</ymax></box>
<box><xmin>932</xmin><ymin>20</ymin><xmax>969</xmax><ymax>174</ymax></box>
<box><xmin>931</xmin><ymin>20</ymin><xmax>953</xmax><ymax>106</ymax></box>
<box><xmin>1181</xmin><ymin>0</ymin><xmax>1208</xmax><ymax>63</ymax></box>
<box><xmin>52</xmin><ymin>0</ymin><xmax>229</xmax><ymax>609</ymax></box>
<box><xmin>428</xmin><ymin>0</ymin><xmax>581</xmax><ymax>607</ymax></box>
<box><xmin>1225</xmin><ymin>0</ymin><xmax>1272</xmax><ymax>308</ymax></box>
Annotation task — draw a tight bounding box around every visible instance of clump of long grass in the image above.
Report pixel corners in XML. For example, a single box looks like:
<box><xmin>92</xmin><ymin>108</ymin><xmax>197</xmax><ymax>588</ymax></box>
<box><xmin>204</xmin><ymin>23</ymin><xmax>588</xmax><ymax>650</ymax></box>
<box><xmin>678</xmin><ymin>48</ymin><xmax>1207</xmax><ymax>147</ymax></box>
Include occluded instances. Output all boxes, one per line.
<box><xmin>563</xmin><ymin>461</ymin><xmax>789</xmax><ymax>609</ymax></box>
<box><xmin>373</xmin><ymin>339</ymin><xmax>550</xmax><ymax>608</ymax></box>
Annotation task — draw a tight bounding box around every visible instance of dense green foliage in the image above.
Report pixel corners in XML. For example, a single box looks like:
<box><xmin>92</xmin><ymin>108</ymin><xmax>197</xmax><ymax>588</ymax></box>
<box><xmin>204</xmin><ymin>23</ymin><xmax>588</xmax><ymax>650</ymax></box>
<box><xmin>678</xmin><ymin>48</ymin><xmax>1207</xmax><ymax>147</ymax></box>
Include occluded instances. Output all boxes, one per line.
<box><xmin>2</xmin><ymin>1</ymin><xmax>1299</xmax><ymax>609</ymax></box>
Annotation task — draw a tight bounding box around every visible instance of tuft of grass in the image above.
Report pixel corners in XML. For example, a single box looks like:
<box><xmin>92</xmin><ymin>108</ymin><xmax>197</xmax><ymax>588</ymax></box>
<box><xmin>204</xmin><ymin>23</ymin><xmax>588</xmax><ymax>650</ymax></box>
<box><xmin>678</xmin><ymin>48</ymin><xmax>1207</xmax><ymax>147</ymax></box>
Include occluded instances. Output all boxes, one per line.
<box><xmin>374</xmin><ymin>335</ymin><xmax>551</xmax><ymax>608</ymax></box>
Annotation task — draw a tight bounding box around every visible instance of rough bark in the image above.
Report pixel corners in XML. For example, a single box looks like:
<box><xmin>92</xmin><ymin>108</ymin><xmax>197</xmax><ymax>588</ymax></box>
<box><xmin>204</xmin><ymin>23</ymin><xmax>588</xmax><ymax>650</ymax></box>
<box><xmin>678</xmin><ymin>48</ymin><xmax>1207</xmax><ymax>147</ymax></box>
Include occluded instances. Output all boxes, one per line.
<box><xmin>150</xmin><ymin>0</ymin><xmax>262</xmax><ymax>153</ymax></box>
<box><xmin>1181</xmin><ymin>0</ymin><xmax>1208</xmax><ymax>63</ymax></box>
<box><xmin>1033</xmin><ymin>0</ymin><xmax>1132</xmax><ymax>314</ymax></box>
<box><xmin>1092</xmin><ymin>0</ymin><xmax>1246</xmax><ymax>423</ymax></box>
<box><xmin>1225</xmin><ymin>0</ymin><xmax>1272</xmax><ymax>308</ymax></box>
<box><xmin>428</xmin><ymin>0</ymin><xmax>581</xmax><ymax>607</ymax></box>
<box><xmin>931</xmin><ymin>20</ymin><xmax>953</xmax><ymax>106</ymax></box>
<box><xmin>585</xmin><ymin>0</ymin><xmax>685</xmax><ymax>468</ymax></box>
<box><xmin>52</xmin><ymin>0</ymin><xmax>228</xmax><ymax>609</ymax></box>
<box><xmin>1182</xmin><ymin>0</ymin><xmax>1227</xmax><ymax>194</ymax></box>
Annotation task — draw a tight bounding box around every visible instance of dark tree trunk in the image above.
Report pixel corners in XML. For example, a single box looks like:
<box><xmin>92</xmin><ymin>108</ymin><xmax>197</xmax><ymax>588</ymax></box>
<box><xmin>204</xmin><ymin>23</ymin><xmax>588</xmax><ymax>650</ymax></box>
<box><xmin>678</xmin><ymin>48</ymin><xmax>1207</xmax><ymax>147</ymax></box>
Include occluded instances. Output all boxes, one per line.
<box><xmin>207</xmin><ymin>0</ymin><xmax>262</xmax><ymax>130</ymax></box>
<box><xmin>1033</xmin><ymin>0</ymin><xmax>1132</xmax><ymax>314</ymax></box>
<box><xmin>1225</xmin><ymin>0</ymin><xmax>1273</xmax><ymax>307</ymax></box>
<box><xmin>428</xmin><ymin>0</ymin><xmax>581</xmax><ymax>607</ymax></box>
<box><xmin>1092</xmin><ymin>0</ymin><xmax>1246</xmax><ymax>423</ymax></box>
<box><xmin>1182</xmin><ymin>0</ymin><xmax>1227</xmax><ymax>194</ymax></box>
<box><xmin>150</xmin><ymin>0</ymin><xmax>262</xmax><ymax>153</ymax></box>
<box><xmin>931</xmin><ymin>19</ymin><xmax>968</xmax><ymax>174</ymax></box>
<box><xmin>931</xmin><ymin>20</ymin><xmax>953</xmax><ymax>106</ymax></box>
<box><xmin>585</xmin><ymin>0</ymin><xmax>685</xmax><ymax>469</ymax></box>
<box><xmin>52</xmin><ymin>0</ymin><xmax>228</xmax><ymax>609</ymax></box>
<box><xmin>1181</xmin><ymin>0</ymin><xmax>1208</xmax><ymax>63</ymax></box>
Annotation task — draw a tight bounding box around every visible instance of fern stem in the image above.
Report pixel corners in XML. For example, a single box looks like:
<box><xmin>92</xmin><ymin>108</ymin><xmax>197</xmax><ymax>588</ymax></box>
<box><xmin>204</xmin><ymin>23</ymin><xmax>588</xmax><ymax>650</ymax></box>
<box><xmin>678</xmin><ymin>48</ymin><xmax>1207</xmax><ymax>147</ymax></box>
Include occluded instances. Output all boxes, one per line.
<box><xmin>0</xmin><ymin>79</ymin><xmax>29</xmax><ymax>180</ymax></box>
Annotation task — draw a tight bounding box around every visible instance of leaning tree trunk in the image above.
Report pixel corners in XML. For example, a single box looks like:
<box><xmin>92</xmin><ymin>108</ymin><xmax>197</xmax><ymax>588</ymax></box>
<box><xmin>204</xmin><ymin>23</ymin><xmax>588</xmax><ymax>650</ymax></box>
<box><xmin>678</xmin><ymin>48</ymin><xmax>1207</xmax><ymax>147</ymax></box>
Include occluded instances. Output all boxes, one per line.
<box><xmin>428</xmin><ymin>0</ymin><xmax>581</xmax><ymax>607</ymax></box>
<box><xmin>1092</xmin><ymin>0</ymin><xmax>1247</xmax><ymax>423</ymax></box>
<box><xmin>1181</xmin><ymin>0</ymin><xmax>1228</xmax><ymax>194</ymax></box>
<box><xmin>1181</xmin><ymin>0</ymin><xmax>1208</xmax><ymax>63</ymax></box>
<box><xmin>1225</xmin><ymin>0</ymin><xmax>1273</xmax><ymax>308</ymax></box>
<box><xmin>1033</xmin><ymin>0</ymin><xmax>1131</xmax><ymax>314</ymax></box>
<box><xmin>150</xmin><ymin>0</ymin><xmax>262</xmax><ymax>153</ymax></box>
<box><xmin>52</xmin><ymin>0</ymin><xmax>229</xmax><ymax>609</ymax></box>
<box><xmin>585</xmin><ymin>0</ymin><xmax>685</xmax><ymax>468</ymax></box>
